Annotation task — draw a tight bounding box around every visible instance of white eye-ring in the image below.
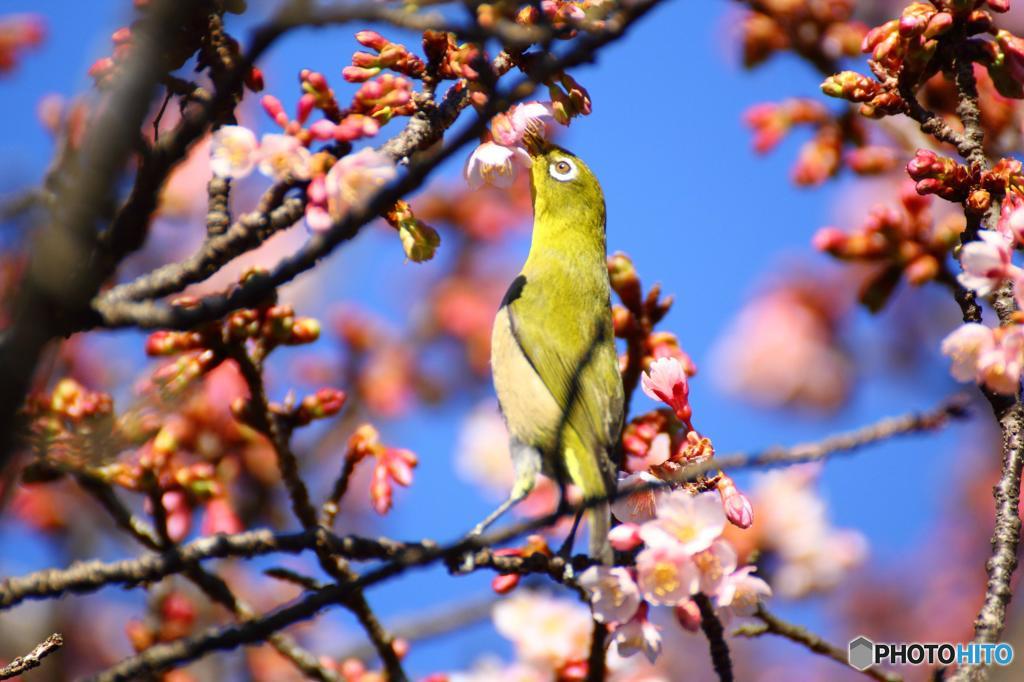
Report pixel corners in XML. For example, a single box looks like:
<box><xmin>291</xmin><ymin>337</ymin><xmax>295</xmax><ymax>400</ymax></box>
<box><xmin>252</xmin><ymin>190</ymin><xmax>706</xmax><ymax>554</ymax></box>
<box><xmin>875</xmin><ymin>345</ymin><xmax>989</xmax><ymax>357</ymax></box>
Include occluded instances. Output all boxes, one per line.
<box><xmin>549</xmin><ymin>157</ymin><xmax>578</xmax><ymax>182</ymax></box>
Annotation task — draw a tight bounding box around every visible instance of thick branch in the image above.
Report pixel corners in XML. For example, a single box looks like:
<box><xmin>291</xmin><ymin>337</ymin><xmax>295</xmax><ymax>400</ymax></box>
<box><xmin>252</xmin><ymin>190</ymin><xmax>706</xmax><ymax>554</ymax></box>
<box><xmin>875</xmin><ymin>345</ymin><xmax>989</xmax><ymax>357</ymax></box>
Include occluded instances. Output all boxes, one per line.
<box><xmin>695</xmin><ymin>593</ymin><xmax>732</xmax><ymax>682</ymax></box>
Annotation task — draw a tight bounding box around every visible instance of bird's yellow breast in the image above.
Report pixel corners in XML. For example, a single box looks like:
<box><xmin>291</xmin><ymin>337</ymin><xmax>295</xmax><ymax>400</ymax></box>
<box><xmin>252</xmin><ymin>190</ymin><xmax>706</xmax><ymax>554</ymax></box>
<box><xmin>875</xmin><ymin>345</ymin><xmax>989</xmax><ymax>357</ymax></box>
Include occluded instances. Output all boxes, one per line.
<box><xmin>490</xmin><ymin>305</ymin><xmax>562</xmax><ymax>453</ymax></box>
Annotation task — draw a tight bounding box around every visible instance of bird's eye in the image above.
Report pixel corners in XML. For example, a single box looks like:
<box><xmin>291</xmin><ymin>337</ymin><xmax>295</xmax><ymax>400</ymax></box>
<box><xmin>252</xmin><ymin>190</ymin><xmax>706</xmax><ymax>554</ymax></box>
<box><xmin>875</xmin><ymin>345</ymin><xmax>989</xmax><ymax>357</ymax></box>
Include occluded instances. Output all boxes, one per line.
<box><xmin>549</xmin><ymin>158</ymin><xmax>578</xmax><ymax>182</ymax></box>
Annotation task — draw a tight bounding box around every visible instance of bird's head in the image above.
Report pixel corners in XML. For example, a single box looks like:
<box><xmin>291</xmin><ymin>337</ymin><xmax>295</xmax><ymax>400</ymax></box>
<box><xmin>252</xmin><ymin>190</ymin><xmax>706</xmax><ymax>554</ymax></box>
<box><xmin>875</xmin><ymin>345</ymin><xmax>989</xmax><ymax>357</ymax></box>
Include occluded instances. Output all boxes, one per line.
<box><xmin>522</xmin><ymin>130</ymin><xmax>604</xmax><ymax>218</ymax></box>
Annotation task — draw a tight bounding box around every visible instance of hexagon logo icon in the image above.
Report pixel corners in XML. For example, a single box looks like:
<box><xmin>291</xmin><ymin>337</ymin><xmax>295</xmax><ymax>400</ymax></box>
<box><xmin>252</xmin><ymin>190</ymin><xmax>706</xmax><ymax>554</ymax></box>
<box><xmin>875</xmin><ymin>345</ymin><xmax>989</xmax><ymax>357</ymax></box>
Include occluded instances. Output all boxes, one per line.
<box><xmin>848</xmin><ymin>636</ymin><xmax>875</xmax><ymax>671</ymax></box>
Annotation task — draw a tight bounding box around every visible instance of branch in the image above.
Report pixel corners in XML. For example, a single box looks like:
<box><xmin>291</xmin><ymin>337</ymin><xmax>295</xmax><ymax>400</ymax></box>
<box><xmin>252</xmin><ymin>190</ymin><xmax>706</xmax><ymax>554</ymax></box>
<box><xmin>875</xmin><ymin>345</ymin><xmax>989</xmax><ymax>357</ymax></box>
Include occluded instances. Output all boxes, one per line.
<box><xmin>695</xmin><ymin>593</ymin><xmax>733</xmax><ymax>682</ymax></box>
<box><xmin>91</xmin><ymin>0</ymin><xmax>666</xmax><ymax>331</ymax></box>
<box><xmin>672</xmin><ymin>395</ymin><xmax>970</xmax><ymax>482</ymax></box>
<box><xmin>0</xmin><ymin>529</ymin><xmax>415</xmax><ymax>610</ymax></box>
<box><xmin>334</xmin><ymin>597</ymin><xmax>497</xmax><ymax>662</ymax></box>
<box><xmin>735</xmin><ymin>606</ymin><xmax>902</xmax><ymax>682</ymax></box>
<box><xmin>0</xmin><ymin>633</ymin><xmax>63</xmax><ymax>681</ymax></box>
<box><xmin>0</xmin><ymin>0</ymin><xmax>207</xmax><ymax>469</ymax></box>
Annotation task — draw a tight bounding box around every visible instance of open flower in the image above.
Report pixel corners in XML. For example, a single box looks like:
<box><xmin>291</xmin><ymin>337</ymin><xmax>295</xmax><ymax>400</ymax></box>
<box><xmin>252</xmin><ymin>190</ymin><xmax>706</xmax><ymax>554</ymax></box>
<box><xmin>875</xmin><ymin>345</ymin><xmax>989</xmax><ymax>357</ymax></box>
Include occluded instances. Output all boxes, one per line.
<box><xmin>942</xmin><ymin>323</ymin><xmax>1024</xmax><ymax>395</ymax></box>
<box><xmin>693</xmin><ymin>539</ymin><xmax>738</xmax><ymax>595</ymax></box>
<box><xmin>636</xmin><ymin>543</ymin><xmax>699</xmax><ymax>605</ymax></box>
<box><xmin>612</xmin><ymin>603</ymin><xmax>662</xmax><ymax>664</ymax></box>
<box><xmin>610</xmin><ymin>471</ymin><xmax>665</xmax><ymax>524</ymax></box>
<box><xmin>464</xmin><ymin>101</ymin><xmax>558</xmax><ymax>188</ymax></box>
<box><xmin>257</xmin><ymin>133</ymin><xmax>311</xmax><ymax>180</ymax></box>
<box><xmin>325</xmin><ymin>148</ymin><xmax>397</xmax><ymax>220</ymax></box>
<box><xmin>957</xmin><ymin>230</ymin><xmax>1020</xmax><ymax>297</ymax></box>
<box><xmin>464</xmin><ymin>141</ymin><xmax>530</xmax><ymax>189</ymax></box>
<box><xmin>715</xmin><ymin>567</ymin><xmax>772</xmax><ymax>624</ymax></box>
<box><xmin>640</xmin><ymin>357</ymin><xmax>691</xmax><ymax>421</ymax></box>
<box><xmin>210</xmin><ymin>125</ymin><xmax>258</xmax><ymax>179</ymax></box>
<box><xmin>493</xmin><ymin>592</ymin><xmax>592</xmax><ymax>668</ymax></box>
<box><xmin>639</xmin><ymin>490</ymin><xmax>726</xmax><ymax>554</ymax></box>
<box><xmin>579</xmin><ymin>566</ymin><xmax>641</xmax><ymax>625</ymax></box>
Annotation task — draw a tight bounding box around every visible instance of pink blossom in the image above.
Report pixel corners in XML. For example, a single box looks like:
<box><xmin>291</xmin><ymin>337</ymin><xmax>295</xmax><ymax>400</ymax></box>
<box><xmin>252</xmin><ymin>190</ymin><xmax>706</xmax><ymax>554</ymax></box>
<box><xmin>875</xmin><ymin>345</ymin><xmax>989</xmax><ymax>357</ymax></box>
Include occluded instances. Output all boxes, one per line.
<box><xmin>305</xmin><ymin>174</ymin><xmax>332</xmax><ymax>232</ymax></box>
<box><xmin>693</xmin><ymin>539</ymin><xmax>738</xmax><ymax>595</ymax></box>
<box><xmin>997</xmin><ymin>192</ymin><xmax>1024</xmax><ymax>244</ymax></box>
<box><xmin>579</xmin><ymin>566</ymin><xmax>641</xmax><ymax>625</ymax></box>
<box><xmin>976</xmin><ymin>326</ymin><xmax>1024</xmax><ymax>395</ymax></box>
<box><xmin>493</xmin><ymin>592</ymin><xmax>592</xmax><ymax>667</ymax></box>
<box><xmin>161</xmin><ymin>490</ymin><xmax>191</xmax><ymax>543</ymax></box>
<box><xmin>625</xmin><ymin>431</ymin><xmax>671</xmax><ymax>473</ymax></box>
<box><xmin>463</xmin><ymin>101</ymin><xmax>558</xmax><ymax>188</ymax></box>
<box><xmin>464</xmin><ymin>141</ymin><xmax>530</xmax><ymax>189</ymax></box>
<box><xmin>610</xmin><ymin>471</ymin><xmax>665</xmax><ymax>524</ymax></box>
<box><xmin>639</xmin><ymin>490</ymin><xmax>726</xmax><ymax>555</ymax></box>
<box><xmin>749</xmin><ymin>466</ymin><xmax>867</xmax><ymax>598</ymax></box>
<box><xmin>209</xmin><ymin>125</ymin><xmax>258</xmax><ymax>179</ymax></box>
<box><xmin>636</xmin><ymin>543</ymin><xmax>699</xmax><ymax>605</ymax></box>
<box><xmin>256</xmin><ymin>133</ymin><xmax>311</xmax><ymax>180</ymax></box>
<box><xmin>717</xmin><ymin>474</ymin><xmax>753</xmax><ymax>529</ymax></box>
<box><xmin>957</xmin><ymin>230</ymin><xmax>1020</xmax><ymax>297</ymax></box>
<box><xmin>325</xmin><ymin>148</ymin><xmax>397</xmax><ymax>221</ymax></box>
<box><xmin>941</xmin><ymin>323</ymin><xmax>995</xmax><ymax>382</ymax></box>
<box><xmin>608</xmin><ymin>522</ymin><xmax>643</xmax><ymax>551</ymax></box>
<box><xmin>715</xmin><ymin>567</ymin><xmax>772</xmax><ymax>624</ymax></box>
<box><xmin>941</xmin><ymin>323</ymin><xmax>1024</xmax><ymax>395</ymax></box>
<box><xmin>201</xmin><ymin>497</ymin><xmax>243</xmax><ymax>536</ymax></box>
<box><xmin>612</xmin><ymin>603</ymin><xmax>662</xmax><ymax>664</ymax></box>
<box><xmin>640</xmin><ymin>357</ymin><xmax>691</xmax><ymax>421</ymax></box>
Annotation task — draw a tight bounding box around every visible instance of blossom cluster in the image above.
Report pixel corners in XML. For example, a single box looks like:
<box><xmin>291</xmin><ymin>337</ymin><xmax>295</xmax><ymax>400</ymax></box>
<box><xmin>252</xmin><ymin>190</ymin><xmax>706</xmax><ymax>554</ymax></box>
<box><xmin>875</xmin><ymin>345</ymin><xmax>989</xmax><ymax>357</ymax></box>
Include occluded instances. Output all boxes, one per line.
<box><xmin>941</xmin><ymin>192</ymin><xmax>1024</xmax><ymax>394</ymax></box>
<box><xmin>581</xmin><ymin>491</ymin><xmax>770</xmax><ymax>663</ymax></box>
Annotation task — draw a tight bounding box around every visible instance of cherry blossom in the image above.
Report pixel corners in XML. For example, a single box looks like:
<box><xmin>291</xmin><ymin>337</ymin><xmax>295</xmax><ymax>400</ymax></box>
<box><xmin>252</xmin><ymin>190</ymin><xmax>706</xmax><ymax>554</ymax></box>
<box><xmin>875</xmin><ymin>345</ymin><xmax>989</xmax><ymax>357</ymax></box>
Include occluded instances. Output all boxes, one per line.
<box><xmin>209</xmin><ymin>125</ymin><xmax>258</xmax><ymax>179</ymax></box>
<box><xmin>941</xmin><ymin>323</ymin><xmax>1024</xmax><ymax>395</ymax></box>
<box><xmin>610</xmin><ymin>471</ymin><xmax>665</xmax><ymax>524</ymax></box>
<box><xmin>464</xmin><ymin>102</ymin><xmax>558</xmax><ymax>188</ymax></box>
<box><xmin>325</xmin><ymin>148</ymin><xmax>397</xmax><ymax>221</ymax></box>
<box><xmin>715</xmin><ymin>566</ymin><xmax>773</xmax><ymax>624</ymax></box>
<box><xmin>612</xmin><ymin>603</ymin><xmax>662</xmax><ymax>664</ymax></box>
<box><xmin>579</xmin><ymin>566</ymin><xmax>642</xmax><ymax>625</ymax></box>
<box><xmin>256</xmin><ymin>133</ymin><xmax>311</xmax><ymax>180</ymax></box>
<box><xmin>492</xmin><ymin>592</ymin><xmax>592</xmax><ymax>669</ymax></box>
<box><xmin>640</xmin><ymin>357</ymin><xmax>692</xmax><ymax>421</ymax></box>
<box><xmin>957</xmin><ymin>230</ymin><xmax>1020</xmax><ymax>297</ymax></box>
<box><xmin>638</xmin><ymin>490</ymin><xmax>726</xmax><ymax>554</ymax></box>
<box><xmin>636</xmin><ymin>542</ymin><xmax>699</xmax><ymax>605</ymax></box>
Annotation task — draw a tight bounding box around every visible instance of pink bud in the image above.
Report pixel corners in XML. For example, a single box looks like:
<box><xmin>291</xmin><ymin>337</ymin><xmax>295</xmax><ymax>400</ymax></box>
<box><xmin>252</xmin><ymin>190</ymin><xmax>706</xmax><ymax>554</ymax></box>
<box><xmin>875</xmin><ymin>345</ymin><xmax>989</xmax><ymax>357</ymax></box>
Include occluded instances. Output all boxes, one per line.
<box><xmin>296</xmin><ymin>93</ymin><xmax>316</xmax><ymax>124</ymax></box>
<box><xmin>674</xmin><ymin>599</ymin><xmax>702</xmax><ymax>632</ymax></box>
<box><xmin>608</xmin><ymin>522</ymin><xmax>643</xmax><ymax>551</ymax></box>
<box><xmin>717</xmin><ymin>475</ymin><xmax>754</xmax><ymax>529</ymax></box>
<box><xmin>492</xmin><ymin>573</ymin><xmax>520</xmax><ymax>593</ymax></box>
<box><xmin>355</xmin><ymin>30</ymin><xmax>389</xmax><ymax>51</ymax></box>
<box><xmin>201</xmin><ymin>497</ymin><xmax>243</xmax><ymax>536</ymax></box>
<box><xmin>261</xmin><ymin>95</ymin><xmax>288</xmax><ymax>126</ymax></box>
<box><xmin>308</xmin><ymin>119</ymin><xmax>338</xmax><ymax>140</ymax></box>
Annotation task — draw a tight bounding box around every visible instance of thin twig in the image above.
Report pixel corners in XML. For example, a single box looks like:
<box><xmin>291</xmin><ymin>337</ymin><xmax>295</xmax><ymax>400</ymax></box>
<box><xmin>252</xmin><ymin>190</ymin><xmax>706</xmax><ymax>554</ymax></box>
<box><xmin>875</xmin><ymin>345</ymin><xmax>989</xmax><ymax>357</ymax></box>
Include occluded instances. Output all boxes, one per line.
<box><xmin>0</xmin><ymin>633</ymin><xmax>63</xmax><ymax>680</ymax></box>
<box><xmin>734</xmin><ymin>605</ymin><xmax>902</xmax><ymax>682</ymax></box>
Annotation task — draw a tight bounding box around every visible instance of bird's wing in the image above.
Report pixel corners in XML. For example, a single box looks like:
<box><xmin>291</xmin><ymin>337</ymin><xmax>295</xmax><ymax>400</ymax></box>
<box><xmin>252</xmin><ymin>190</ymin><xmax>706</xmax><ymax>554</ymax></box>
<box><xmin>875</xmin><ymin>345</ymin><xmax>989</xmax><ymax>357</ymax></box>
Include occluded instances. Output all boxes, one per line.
<box><xmin>501</xmin><ymin>273</ymin><xmax>623</xmax><ymax>495</ymax></box>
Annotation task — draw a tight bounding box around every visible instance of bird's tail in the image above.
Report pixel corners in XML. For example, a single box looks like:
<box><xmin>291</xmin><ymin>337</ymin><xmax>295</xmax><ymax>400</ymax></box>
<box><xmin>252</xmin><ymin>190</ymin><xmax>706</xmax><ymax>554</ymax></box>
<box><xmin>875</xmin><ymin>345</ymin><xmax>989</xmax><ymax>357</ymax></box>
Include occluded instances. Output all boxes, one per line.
<box><xmin>587</xmin><ymin>501</ymin><xmax>613</xmax><ymax>564</ymax></box>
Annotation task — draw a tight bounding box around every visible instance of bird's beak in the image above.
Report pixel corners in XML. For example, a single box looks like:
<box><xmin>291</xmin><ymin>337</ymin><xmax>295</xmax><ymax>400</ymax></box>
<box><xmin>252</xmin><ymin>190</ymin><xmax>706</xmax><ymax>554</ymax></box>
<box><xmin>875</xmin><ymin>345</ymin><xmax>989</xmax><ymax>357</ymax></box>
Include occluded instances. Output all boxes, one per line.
<box><xmin>521</xmin><ymin>122</ymin><xmax>549</xmax><ymax>157</ymax></box>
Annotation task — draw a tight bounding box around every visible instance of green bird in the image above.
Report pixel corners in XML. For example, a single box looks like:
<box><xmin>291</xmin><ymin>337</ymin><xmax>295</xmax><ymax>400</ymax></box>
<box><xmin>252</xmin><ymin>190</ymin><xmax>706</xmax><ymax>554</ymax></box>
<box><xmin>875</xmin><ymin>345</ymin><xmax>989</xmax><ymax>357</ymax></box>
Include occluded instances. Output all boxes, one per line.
<box><xmin>474</xmin><ymin>137</ymin><xmax>624</xmax><ymax>562</ymax></box>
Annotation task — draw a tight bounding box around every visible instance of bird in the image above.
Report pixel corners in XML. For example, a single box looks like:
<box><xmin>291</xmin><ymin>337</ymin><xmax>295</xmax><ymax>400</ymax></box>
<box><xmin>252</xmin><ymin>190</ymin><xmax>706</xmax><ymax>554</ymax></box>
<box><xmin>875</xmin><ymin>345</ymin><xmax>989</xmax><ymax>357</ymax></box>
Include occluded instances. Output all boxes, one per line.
<box><xmin>473</xmin><ymin>134</ymin><xmax>624</xmax><ymax>562</ymax></box>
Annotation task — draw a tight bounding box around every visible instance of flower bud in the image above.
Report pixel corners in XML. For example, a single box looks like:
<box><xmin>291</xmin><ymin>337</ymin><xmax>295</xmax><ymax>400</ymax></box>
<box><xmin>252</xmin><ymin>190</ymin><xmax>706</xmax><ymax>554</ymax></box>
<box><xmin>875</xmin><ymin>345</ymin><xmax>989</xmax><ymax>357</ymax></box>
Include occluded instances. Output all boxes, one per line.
<box><xmin>717</xmin><ymin>474</ymin><xmax>753</xmax><ymax>529</ymax></box>
<box><xmin>674</xmin><ymin>599</ymin><xmax>702</xmax><ymax>632</ymax></box>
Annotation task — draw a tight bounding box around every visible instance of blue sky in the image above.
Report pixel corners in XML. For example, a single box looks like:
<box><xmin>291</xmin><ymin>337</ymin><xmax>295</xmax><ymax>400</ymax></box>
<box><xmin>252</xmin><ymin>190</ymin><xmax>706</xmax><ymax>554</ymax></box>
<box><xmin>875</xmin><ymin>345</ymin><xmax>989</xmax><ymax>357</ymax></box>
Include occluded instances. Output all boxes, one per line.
<box><xmin>0</xmin><ymin>1</ymin><xmax>983</xmax><ymax>677</ymax></box>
